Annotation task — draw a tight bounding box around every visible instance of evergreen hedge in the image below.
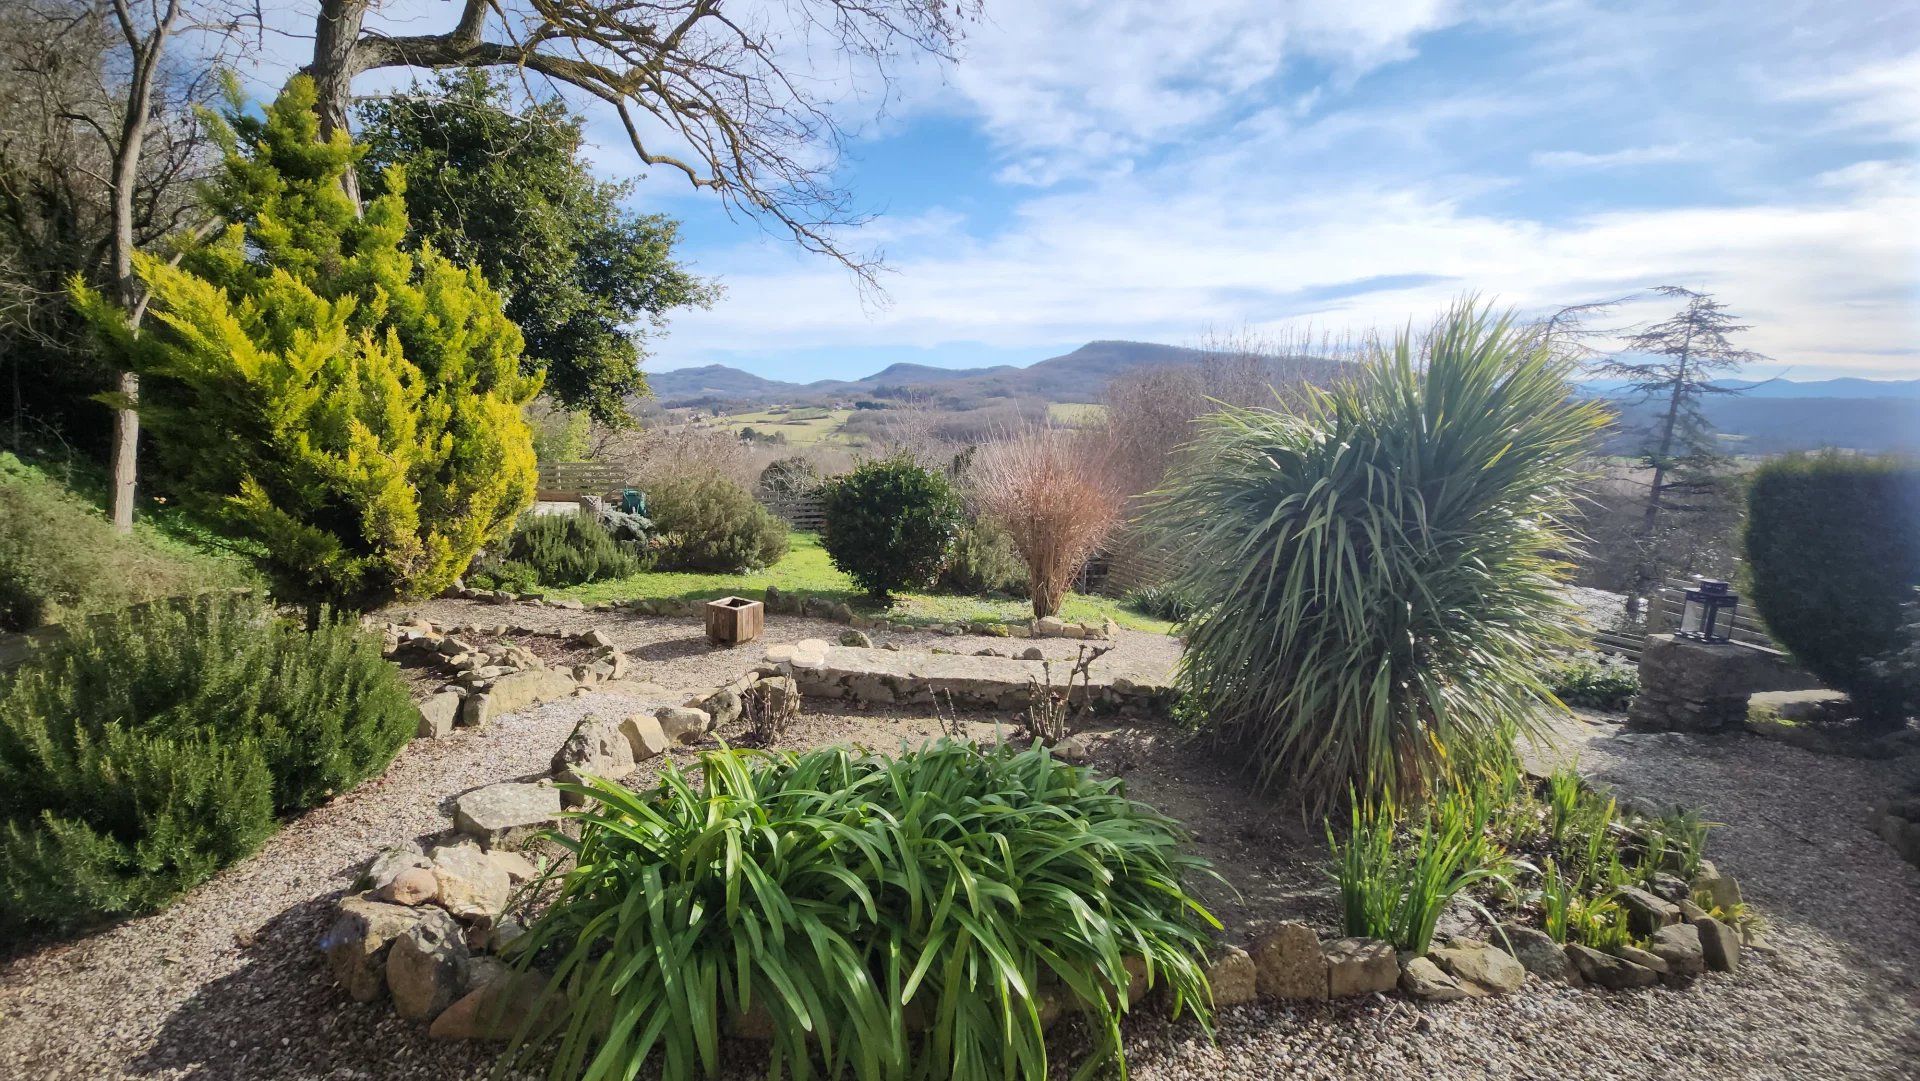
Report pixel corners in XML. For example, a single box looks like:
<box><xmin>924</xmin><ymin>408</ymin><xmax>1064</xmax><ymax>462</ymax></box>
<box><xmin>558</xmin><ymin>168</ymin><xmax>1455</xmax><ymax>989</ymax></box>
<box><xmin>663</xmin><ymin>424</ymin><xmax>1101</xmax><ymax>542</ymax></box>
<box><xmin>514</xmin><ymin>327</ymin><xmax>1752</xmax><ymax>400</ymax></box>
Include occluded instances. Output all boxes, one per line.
<box><xmin>0</xmin><ymin>595</ymin><xmax>415</xmax><ymax>930</ymax></box>
<box><xmin>1745</xmin><ymin>453</ymin><xmax>1920</xmax><ymax>729</ymax></box>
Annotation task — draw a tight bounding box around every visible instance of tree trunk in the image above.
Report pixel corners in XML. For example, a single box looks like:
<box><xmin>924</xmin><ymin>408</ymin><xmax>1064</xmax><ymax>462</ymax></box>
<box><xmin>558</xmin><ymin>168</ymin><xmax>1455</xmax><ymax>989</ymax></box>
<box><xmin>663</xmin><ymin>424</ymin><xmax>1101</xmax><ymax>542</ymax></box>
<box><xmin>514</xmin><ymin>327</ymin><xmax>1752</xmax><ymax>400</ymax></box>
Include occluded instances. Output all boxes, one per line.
<box><xmin>308</xmin><ymin>0</ymin><xmax>373</xmax><ymax>203</ymax></box>
<box><xmin>1630</xmin><ymin>319</ymin><xmax>1698</xmax><ymax>606</ymax></box>
<box><xmin>106</xmin><ymin>31</ymin><xmax>158</xmax><ymax>533</ymax></box>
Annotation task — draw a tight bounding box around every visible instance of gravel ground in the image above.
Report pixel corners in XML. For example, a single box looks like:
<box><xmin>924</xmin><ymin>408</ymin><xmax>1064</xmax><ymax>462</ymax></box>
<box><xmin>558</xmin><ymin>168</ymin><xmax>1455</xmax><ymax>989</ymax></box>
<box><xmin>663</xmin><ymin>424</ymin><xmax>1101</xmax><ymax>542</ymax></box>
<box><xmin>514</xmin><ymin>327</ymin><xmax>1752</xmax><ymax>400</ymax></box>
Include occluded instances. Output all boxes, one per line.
<box><xmin>2</xmin><ymin>608</ymin><xmax>1915</xmax><ymax>1080</ymax></box>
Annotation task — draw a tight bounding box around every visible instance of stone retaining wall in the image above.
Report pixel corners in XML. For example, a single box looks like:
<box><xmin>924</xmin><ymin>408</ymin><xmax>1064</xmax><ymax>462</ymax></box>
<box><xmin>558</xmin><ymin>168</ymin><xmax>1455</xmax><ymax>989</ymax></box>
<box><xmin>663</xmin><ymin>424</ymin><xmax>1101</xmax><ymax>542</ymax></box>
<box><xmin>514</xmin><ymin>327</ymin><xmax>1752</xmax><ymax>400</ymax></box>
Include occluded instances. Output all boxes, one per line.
<box><xmin>765</xmin><ymin>639</ymin><xmax>1174</xmax><ymax>715</ymax></box>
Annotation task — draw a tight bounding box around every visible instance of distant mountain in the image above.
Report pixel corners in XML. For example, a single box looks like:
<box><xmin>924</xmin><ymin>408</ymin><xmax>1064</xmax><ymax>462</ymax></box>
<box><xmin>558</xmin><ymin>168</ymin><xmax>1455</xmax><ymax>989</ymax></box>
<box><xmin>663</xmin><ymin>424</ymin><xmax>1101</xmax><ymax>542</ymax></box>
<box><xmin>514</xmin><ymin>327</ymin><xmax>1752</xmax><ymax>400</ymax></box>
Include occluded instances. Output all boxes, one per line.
<box><xmin>1602</xmin><ymin>395</ymin><xmax>1920</xmax><ymax>455</ymax></box>
<box><xmin>1720</xmin><ymin>377</ymin><xmax>1920</xmax><ymax>400</ymax></box>
<box><xmin>1581</xmin><ymin>376</ymin><xmax>1920</xmax><ymax>400</ymax></box>
<box><xmin>645</xmin><ymin>364</ymin><xmax>799</xmax><ymax>403</ymax></box>
<box><xmin>648</xmin><ymin>340</ymin><xmax>1233</xmax><ymax>407</ymax></box>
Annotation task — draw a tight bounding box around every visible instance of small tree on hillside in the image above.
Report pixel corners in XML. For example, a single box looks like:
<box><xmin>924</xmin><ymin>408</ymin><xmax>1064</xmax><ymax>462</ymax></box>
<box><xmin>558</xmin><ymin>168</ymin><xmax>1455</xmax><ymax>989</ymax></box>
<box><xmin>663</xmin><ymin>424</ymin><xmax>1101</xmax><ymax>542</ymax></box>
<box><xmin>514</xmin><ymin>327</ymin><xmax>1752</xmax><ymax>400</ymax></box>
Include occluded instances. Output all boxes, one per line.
<box><xmin>820</xmin><ymin>455</ymin><xmax>961</xmax><ymax>602</ymax></box>
<box><xmin>75</xmin><ymin>77</ymin><xmax>539</xmax><ymax>613</ymax></box>
<box><xmin>972</xmin><ymin>426</ymin><xmax>1125</xmax><ymax>619</ymax></box>
<box><xmin>1593</xmin><ymin>286</ymin><xmax>1764</xmax><ymax>609</ymax></box>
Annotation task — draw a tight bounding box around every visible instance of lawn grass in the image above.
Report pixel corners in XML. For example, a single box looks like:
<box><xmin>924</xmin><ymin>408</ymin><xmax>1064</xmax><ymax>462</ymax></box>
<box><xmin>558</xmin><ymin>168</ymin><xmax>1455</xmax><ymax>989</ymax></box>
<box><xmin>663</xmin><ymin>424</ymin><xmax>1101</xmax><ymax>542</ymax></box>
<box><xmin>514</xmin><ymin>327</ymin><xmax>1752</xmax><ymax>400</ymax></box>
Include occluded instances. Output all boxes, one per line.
<box><xmin>547</xmin><ymin>532</ymin><xmax>1175</xmax><ymax>634</ymax></box>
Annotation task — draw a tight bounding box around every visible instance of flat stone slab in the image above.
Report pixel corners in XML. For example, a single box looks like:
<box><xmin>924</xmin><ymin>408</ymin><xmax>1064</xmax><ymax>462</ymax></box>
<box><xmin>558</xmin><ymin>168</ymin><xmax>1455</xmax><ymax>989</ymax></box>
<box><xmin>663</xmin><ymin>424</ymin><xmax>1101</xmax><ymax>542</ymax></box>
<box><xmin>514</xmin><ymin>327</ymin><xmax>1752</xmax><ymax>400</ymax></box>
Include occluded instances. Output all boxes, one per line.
<box><xmin>764</xmin><ymin>641</ymin><xmax>1173</xmax><ymax>712</ymax></box>
<box><xmin>452</xmin><ymin>782</ymin><xmax>562</xmax><ymax>847</ymax></box>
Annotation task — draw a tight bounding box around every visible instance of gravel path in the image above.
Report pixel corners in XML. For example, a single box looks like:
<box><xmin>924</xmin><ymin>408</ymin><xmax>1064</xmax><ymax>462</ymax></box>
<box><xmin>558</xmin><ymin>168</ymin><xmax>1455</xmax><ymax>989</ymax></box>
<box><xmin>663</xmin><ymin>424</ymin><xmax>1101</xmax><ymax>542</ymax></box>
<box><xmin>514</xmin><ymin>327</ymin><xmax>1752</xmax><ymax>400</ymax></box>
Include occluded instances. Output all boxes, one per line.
<box><xmin>2</xmin><ymin>608</ymin><xmax>1915</xmax><ymax>1080</ymax></box>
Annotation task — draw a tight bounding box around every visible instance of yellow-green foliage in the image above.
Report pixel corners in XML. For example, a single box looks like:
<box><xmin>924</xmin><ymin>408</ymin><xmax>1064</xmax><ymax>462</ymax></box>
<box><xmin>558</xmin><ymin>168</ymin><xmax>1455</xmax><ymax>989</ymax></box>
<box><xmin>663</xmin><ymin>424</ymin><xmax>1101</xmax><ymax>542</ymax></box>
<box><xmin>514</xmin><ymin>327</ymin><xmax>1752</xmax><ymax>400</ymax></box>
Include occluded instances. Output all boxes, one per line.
<box><xmin>75</xmin><ymin>78</ymin><xmax>539</xmax><ymax>610</ymax></box>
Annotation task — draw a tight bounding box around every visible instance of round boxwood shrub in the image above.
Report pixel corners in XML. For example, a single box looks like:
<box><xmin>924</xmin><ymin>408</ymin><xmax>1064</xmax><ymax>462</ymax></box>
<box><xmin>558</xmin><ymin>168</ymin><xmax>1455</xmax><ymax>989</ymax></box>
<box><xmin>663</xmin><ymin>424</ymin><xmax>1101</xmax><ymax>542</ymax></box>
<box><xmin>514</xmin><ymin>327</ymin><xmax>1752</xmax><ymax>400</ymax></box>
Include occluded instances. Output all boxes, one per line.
<box><xmin>820</xmin><ymin>455</ymin><xmax>962</xmax><ymax>601</ymax></box>
<box><xmin>0</xmin><ymin>594</ymin><xmax>415</xmax><ymax>930</ymax></box>
<box><xmin>506</xmin><ymin>742</ymin><xmax>1219</xmax><ymax>1081</ymax></box>
<box><xmin>1745</xmin><ymin>452</ymin><xmax>1920</xmax><ymax>729</ymax></box>
<box><xmin>647</xmin><ymin>475</ymin><xmax>789</xmax><ymax>572</ymax></box>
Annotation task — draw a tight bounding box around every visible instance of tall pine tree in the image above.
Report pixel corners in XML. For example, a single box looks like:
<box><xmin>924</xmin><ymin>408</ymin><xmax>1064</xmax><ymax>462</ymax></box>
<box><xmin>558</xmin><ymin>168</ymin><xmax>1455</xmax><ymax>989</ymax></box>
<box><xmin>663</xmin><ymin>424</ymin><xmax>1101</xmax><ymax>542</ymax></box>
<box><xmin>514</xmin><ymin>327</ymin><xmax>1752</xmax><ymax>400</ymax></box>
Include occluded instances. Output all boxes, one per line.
<box><xmin>1595</xmin><ymin>286</ymin><xmax>1763</xmax><ymax>608</ymax></box>
<box><xmin>76</xmin><ymin>77</ymin><xmax>539</xmax><ymax>612</ymax></box>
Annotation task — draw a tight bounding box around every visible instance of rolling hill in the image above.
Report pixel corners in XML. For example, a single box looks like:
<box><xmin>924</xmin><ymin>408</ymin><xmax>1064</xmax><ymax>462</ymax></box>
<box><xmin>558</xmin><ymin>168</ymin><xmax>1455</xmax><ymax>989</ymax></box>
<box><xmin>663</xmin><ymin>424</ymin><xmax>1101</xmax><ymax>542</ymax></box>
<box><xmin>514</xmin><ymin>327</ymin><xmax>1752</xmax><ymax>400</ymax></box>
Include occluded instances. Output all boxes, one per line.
<box><xmin>648</xmin><ymin>341</ymin><xmax>1217</xmax><ymax>407</ymax></box>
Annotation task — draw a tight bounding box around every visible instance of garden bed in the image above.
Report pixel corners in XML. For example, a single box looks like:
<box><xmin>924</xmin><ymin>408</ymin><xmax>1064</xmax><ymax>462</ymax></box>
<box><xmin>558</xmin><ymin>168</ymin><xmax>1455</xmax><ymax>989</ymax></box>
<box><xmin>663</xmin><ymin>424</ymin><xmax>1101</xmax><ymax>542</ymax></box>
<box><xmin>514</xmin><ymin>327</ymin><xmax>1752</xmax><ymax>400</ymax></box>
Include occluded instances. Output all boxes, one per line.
<box><xmin>4</xmin><ymin>623</ymin><xmax>1917</xmax><ymax>1079</ymax></box>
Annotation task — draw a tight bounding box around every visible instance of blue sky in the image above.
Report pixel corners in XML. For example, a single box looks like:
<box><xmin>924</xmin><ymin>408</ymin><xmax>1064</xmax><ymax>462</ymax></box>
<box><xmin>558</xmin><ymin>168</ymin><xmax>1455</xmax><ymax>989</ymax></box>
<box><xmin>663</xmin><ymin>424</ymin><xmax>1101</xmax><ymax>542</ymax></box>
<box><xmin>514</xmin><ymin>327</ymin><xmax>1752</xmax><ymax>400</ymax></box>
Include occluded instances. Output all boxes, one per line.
<box><xmin>245</xmin><ymin>1</ymin><xmax>1919</xmax><ymax>383</ymax></box>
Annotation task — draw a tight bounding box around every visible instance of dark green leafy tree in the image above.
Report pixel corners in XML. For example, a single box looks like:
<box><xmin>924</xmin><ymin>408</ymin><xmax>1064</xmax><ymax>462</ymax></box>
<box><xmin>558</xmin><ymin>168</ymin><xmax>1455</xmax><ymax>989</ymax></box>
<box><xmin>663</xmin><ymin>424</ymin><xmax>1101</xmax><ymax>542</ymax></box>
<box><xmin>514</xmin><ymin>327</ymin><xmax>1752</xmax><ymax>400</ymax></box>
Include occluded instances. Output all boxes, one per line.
<box><xmin>821</xmin><ymin>454</ymin><xmax>962</xmax><ymax>602</ymax></box>
<box><xmin>1593</xmin><ymin>287</ymin><xmax>1763</xmax><ymax>606</ymax></box>
<box><xmin>357</xmin><ymin>72</ymin><xmax>716</xmax><ymax>426</ymax></box>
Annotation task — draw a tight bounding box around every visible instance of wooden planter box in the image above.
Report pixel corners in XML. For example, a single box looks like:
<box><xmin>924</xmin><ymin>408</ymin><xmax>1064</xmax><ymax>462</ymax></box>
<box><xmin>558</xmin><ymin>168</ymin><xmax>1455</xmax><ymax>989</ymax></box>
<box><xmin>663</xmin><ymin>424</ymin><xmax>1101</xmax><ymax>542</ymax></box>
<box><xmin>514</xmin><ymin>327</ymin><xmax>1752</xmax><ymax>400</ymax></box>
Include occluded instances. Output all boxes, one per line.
<box><xmin>704</xmin><ymin>596</ymin><xmax>765</xmax><ymax>645</ymax></box>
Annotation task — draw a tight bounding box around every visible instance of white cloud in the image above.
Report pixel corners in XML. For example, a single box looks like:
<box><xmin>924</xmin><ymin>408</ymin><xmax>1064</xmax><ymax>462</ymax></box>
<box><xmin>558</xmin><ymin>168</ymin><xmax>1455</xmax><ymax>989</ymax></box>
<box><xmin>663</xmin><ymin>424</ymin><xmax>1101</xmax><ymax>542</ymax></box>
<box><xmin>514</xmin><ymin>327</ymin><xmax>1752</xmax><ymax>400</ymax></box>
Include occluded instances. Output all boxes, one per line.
<box><xmin>1779</xmin><ymin>50</ymin><xmax>1920</xmax><ymax>142</ymax></box>
<box><xmin>1531</xmin><ymin>144</ymin><xmax>1698</xmax><ymax>169</ymax></box>
<box><xmin>941</xmin><ymin>0</ymin><xmax>1461</xmax><ymax>184</ymax></box>
<box><xmin>664</xmin><ymin>167</ymin><xmax>1920</xmax><ymax>377</ymax></box>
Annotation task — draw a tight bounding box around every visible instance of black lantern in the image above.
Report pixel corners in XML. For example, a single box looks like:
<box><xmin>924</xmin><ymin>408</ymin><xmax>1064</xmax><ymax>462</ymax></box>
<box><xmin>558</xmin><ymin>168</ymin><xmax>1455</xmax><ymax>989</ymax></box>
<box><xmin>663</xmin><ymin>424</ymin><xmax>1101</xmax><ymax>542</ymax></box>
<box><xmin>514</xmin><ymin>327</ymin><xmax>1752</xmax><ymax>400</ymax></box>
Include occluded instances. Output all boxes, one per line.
<box><xmin>1677</xmin><ymin>579</ymin><xmax>1738</xmax><ymax>643</ymax></box>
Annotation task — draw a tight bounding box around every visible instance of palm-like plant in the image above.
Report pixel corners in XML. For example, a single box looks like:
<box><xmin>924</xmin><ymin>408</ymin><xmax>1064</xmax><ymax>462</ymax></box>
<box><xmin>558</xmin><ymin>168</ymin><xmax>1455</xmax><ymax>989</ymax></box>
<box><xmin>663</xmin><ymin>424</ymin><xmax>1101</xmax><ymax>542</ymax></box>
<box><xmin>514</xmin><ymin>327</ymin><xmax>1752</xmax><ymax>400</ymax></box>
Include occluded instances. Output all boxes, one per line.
<box><xmin>1156</xmin><ymin>300</ymin><xmax>1608</xmax><ymax>805</ymax></box>
<box><xmin>504</xmin><ymin>741</ymin><xmax>1219</xmax><ymax>1081</ymax></box>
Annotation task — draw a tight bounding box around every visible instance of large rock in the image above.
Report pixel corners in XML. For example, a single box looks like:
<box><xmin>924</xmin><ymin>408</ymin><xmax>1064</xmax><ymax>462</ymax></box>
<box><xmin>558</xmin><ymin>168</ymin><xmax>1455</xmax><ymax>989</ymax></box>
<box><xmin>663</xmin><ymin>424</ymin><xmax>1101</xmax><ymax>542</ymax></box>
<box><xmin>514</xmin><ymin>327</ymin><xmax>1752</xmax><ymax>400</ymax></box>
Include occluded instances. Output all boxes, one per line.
<box><xmin>619</xmin><ymin>712</ymin><xmax>671</xmax><ymax>761</ymax></box>
<box><xmin>551</xmin><ymin>715</ymin><xmax>635</xmax><ymax>806</ymax></box>
<box><xmin>360</xmin><ymin>842</ymin><xmax>430</xmax><ymax>893</ymax></box>
<box><xmin>377</xmin><ymin>866</ymin><xmax>439</xmax><ymax>906</ymax></box>
<box><xmin>1323</xmin><ymin>938</ymin><xmax>1397</xmax><ymax>997</ymax></box>
<box><xmin>429</xmin><ymin>970</ymin><xmax>565</xmax><ymax>1041</ymax></box>
<box><xmin>1398</xmin><ymin>955</ymin><xmax>1471</xmax><ymax>1001</ymax></box>
<box><xmin>460</xmin><ymin>692</ymin><xmax>493</xmax><ymax>728</ymax></box>
<box><xmin>321</xmin><ymin>893</ymin><xmax>426</xmax><ymax>1002</ymax></box>
<box><xmin>1614</xmin><ymin>944</ymin><xmax>1670</xmax><ymax>979</ymax></box>
<box><xmin>1618</xmin><ymin>886</ymin><xmax>1681</xmax><ymax>936</ymax></box>
<box><xmin>417</xmin><ymin>692</ymin><xmax>463</xmax><ymax>739</ymax></box>
<box><xmin>1691</xmin><ymin>861</ymin><xmax>1742</xmax><ymax>912</ymax></box>
<box><xmin>655</xmin><ymin>706</ymin><xmax>711</xmax><ymax>745</ymax></box>
<box><xmin>1430</xmin><ymin>941</ymin><xmax>1525</xmax><ymax>995</ymax></box>
<box><xmin>1205</xmin><ymin>946</ymin><xmax>1259</xmax><ymax>1006</ymax></box>
<box><xmin>429</xmin><ymin>842</ymin><xmax>511</xmax><ymax>920</ymax></box>
<box><xmin>387</xmin><ymin>908</ymin><xmax>470</xmax><ymax>1020</ymax></box>
<box><xmin>453</xmin><ymin>782</ymin><xmax>562</xmax><ymax>848</ymax></box>
<box><xmin>1496</xmin><ymin>923</ymin><xmax>1578</xmax><ymax>985</ymax></box>
<box><xmin>1250</xmin><ymin>922</ymin><xmax>1327</xmax><ymax>999</ymax></box>
<box><xmin>701</xmin><ymin>686</ymin><xmax>743</xmax><ymax>728</ymax></box>
<box><xmin>1649</xmin><ymin>923</ymin><xmax>1705</xmax><ymax>979</ymax></box>
<box><xmin>1697</xmin><ymin>917</ymin><xmax>1741</xmax><ymax>973</ymax></box>
<box><xmin>485</xmin><ymin>669</ymin><xmax>576</xmax><ymax>717</ymax></box>
<box><xmin>1565</xmin><ymin>943</ymin><xmax>1658</xmax><ymax>989</ymax></box>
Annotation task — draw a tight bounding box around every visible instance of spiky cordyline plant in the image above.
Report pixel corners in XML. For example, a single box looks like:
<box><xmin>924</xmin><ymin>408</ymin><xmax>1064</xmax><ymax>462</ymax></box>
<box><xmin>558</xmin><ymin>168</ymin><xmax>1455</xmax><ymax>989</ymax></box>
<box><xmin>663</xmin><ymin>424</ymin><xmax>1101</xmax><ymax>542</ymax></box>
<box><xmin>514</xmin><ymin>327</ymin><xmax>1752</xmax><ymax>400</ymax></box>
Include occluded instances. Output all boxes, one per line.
<box><xmin>1156</xmin><ymin>300</ymin><xmax>1608</xmax><ymax>805</ymax></box>
<box><xmin>504</xmin><ymin>741</ymin><xmax>1220</xmax><ymax>1081</ymax></box>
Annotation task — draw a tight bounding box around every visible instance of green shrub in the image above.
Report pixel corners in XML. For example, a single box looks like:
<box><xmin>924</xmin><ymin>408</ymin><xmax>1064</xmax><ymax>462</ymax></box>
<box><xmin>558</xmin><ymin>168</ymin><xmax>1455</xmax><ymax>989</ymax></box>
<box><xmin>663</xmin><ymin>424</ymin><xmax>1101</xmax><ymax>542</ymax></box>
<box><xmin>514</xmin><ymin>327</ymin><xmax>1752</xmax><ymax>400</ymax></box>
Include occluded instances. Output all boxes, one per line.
<box><xmin>1746</xmin><ymin>452</ymin><xmax>1920</xmax><ymax>730</ymax></box>
<box><xmin>0</xmin><ymin>595</ymin><xmax>414</xmax><ymax>930</ymax></box>
<box><xmin>482</xmin><ymin>513</ymin><xmax>648</xmax><ymax>588</ymax></box>
<box><xmin>0</xmin><ymin>454</ymin><xmax>247</xmax><ymax>631</ymax></box>
<box><xmin>646</xmin><ymin>475</ymin><xmax>789</xmax><ymax>572</ymax></box>
<box><xmin>933</xmin><ymin>518</ymin><xmax>1028</xmax><ymax>597</ymax></box>
<box><xmin>75</xmin><ymin>78</ymin><xmax>539</xmax><ymax>613</ymax></box>
<box><xmin>507</xmin><ymin>742</ymin><xmax>1219</xmax><ymax>1081</ymax></box>
<box><xmin>820</xmin><ymin>455</ymin><xmax>962</xmax><ymax>601</ymax></box>
<box><xmin>1329</xmin><ymin>792</ymin><xmax>1517</xmax><ymax>954</ymax></box>
<box><xmin>1156</xmin><ymin>302</ymin><xmax>1608</xmax><ymax>803</ymax></box>
<box><xmin>1547</xmin><ymin>651</ymin><xmax>1640</xmax><ymax>711</ymax></box>
<box><xmin>1124</xmin><ymin>583</ymin><xmax>1195</xmax><ymax>623</ymax></box>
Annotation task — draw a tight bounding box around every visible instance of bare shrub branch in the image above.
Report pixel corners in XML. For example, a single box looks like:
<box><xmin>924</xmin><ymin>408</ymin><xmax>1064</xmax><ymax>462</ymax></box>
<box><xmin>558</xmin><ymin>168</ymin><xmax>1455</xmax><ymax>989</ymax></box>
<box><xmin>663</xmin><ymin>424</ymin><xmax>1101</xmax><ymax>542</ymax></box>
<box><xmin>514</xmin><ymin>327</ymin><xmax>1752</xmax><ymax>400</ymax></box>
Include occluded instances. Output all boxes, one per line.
<box><xmin>970</xmin><ymin>424</ymin><xmax>1126</xmax><ymax>619</ymax></box>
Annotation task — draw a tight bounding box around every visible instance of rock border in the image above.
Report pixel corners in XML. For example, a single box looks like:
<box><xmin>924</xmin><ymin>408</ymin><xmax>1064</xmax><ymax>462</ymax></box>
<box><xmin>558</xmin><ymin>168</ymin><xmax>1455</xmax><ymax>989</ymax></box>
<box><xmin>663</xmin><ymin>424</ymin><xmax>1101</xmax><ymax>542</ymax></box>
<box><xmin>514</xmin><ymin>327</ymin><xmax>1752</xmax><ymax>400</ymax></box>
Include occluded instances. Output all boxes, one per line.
<box><xmin>382</xmin><ymin>618</ymin><xmax>661</xmax><ymax>739</ymax></box>
<box><xmin>440</xmin><ymin>583</ymin><xmax>1122</xmax><ymax>642</ymax></box>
